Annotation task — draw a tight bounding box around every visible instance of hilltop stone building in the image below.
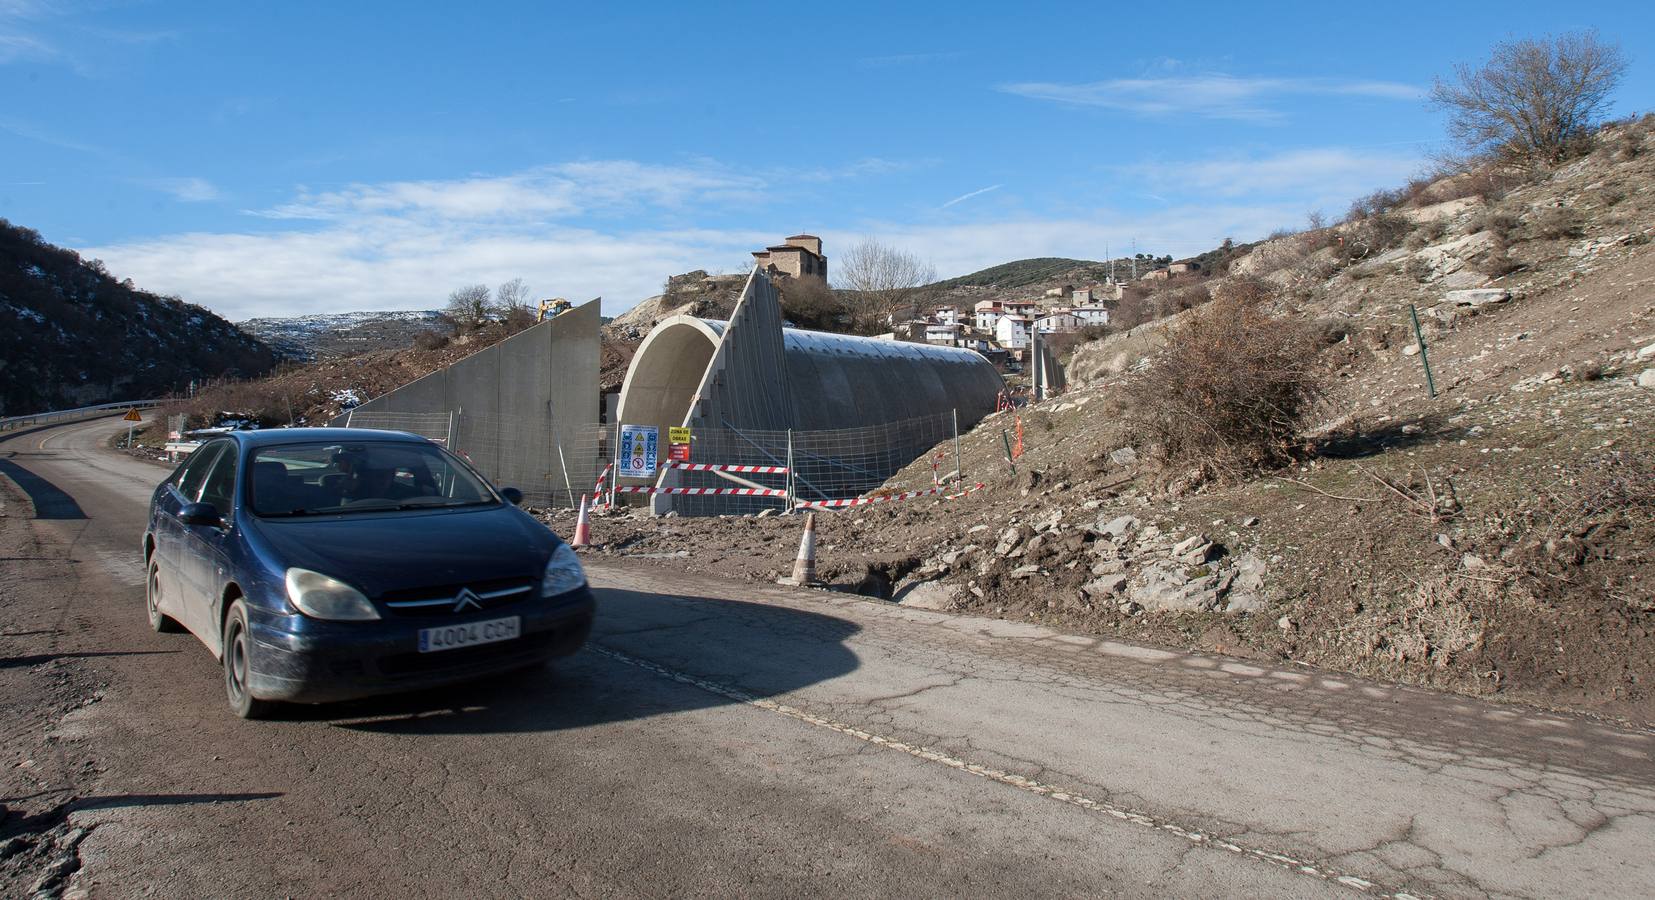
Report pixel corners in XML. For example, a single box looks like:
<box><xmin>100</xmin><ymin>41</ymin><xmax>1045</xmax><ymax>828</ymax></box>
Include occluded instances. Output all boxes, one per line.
<box><xmin>751</xmin><ymin>234</ymin><xmax>828</xmax><ymax>285</ymax></box>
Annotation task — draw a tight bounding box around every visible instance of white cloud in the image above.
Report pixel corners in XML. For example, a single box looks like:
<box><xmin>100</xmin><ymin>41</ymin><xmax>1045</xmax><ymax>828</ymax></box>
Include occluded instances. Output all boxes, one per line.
<box><xmin>940</xmin><ymin>184</ymin><xmax>1002</xmax><ymax>209</ymax></box>
<box><xmin>999</xmin><ymin>74</ymin><xmax>1423</xmax><ymax>122</ymax></box>
<box><xmin>0</xmin><ymin>29</ymin><xmax>53</xmax><ymax>63</ymax></box>
<box><xmin>147</xmin><ymin>176</ymin><xmax>222</xmax><ymax>202</ymax></box>
<box><xmin>1125</xmin><ymin>148</ymin><xmax>1424</xmax><ymax>201</ymax></box>
<box><xmin>257</xmin><ymin>161</ymin><xmax>767</xmax><ymax>222</ymax></box>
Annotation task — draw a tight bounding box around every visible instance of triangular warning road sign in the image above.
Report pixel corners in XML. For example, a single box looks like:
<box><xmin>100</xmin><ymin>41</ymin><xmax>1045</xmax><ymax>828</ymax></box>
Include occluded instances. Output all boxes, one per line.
<box><xmin>123</xmin><ymin>409</ymin><xmax>143</xmax><ymax>422</ymax></box>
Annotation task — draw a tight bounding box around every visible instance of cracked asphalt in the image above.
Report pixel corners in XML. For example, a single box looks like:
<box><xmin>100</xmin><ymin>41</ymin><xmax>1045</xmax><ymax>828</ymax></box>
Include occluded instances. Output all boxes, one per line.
<box><xmin>2</xmin><ymin>417</ymin><xmax>1652</xmax><ymax>898</ymax></box>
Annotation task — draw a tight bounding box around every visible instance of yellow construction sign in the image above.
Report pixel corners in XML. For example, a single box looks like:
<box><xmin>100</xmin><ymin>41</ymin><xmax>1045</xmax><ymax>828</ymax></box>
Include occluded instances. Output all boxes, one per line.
<box><xmin>122</xmin><ymin>408</ymin><xmax>143</xmax><ymax>422</ymax></box>
<box><xmin>668</xmin><ymin>426</ymin><xmax>691</xmax><ymax>444</ymax></box>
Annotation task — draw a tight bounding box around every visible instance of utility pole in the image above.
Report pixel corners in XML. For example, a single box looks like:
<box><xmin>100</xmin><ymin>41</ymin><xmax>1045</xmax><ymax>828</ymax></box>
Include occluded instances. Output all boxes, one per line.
<box><xmin>1131</xmin><ymin>239</ymin><xmax>1137</xmax><ymax>280</ymax></box>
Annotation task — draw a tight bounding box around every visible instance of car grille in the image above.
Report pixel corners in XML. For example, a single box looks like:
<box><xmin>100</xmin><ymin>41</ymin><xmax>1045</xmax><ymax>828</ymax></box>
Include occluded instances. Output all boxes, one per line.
<box><xmin>379</xmin><ymin>577</ymin><xmax>536</xmax><ymax>617</ymax></box>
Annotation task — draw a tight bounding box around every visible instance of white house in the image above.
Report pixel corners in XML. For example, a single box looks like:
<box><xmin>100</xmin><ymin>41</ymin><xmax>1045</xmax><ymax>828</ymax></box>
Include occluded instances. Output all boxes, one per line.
<box><xmin>973</xmin><ymin>300</ymin><xmax>1002</xmax><ymax>332</ymax></box>
<box><xmin>995</xmin><ymin>315</ymin><xmax>1032</xmax><ymax>350</ymax></box>
<box><xmin>934</xmin><ymin>306</ymin><xmax>962</xmax><ymax>327</ymax></box>
<box><xmin>1034</xmin><ymin>311</ymin><xmax>1082</xmax><ymax>334</ymax></box>
<box><xmin>1072</xmin><ymin>304</ymin><xmax>1110</xmax><ymax>326</ymax></box>
<box><xmin>924</xmin><ymin>321</ymin><xmax>961</xmax><ymax>345</ymax></box>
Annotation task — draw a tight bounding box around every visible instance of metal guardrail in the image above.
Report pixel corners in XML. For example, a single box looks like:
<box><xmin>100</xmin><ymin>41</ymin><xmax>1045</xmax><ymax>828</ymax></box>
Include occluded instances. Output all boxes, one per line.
<box><xmin>0</xmin><ymin>399</ymin><xmax>165</xmax><ymax>433</ymax></box>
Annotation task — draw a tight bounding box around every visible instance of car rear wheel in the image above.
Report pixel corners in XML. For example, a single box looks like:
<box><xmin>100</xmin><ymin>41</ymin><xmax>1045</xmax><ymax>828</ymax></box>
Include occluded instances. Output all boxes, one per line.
<box><xmin>223</xmin><ymin>600</ymin><xmax>276</xmax><ymax>720</ymax></box>
<box><xmin>146</xmin><ymin>561</ymin><xmax>183</xmax><ymax>633</ymax></box>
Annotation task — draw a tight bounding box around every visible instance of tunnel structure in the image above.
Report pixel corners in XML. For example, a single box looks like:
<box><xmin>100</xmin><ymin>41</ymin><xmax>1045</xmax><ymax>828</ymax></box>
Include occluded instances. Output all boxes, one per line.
<box><xmin>616</xmin><ymin>269</ymin><xmax>1005</xmax><ymax>512</ymax></box>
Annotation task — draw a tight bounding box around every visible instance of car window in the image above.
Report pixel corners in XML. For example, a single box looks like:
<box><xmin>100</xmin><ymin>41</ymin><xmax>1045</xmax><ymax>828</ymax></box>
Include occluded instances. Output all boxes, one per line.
<box><xmin>250</xmin><ymin>440</ymin><xmax>497</xmax><ymax>516</ymax></box>
<box><xmin>197</xmin><ymin>444</ymin><xmax>239</xmax><ymax>513</ymax></box>
<box><xmin>176</xmin><ymin>442</ymin><xmax>226</xmax><ymax>501</ymax></box>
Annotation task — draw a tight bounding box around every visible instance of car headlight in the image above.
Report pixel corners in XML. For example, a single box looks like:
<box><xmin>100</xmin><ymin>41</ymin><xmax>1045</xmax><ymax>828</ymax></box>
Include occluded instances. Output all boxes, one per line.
<box><xmin>541</xmin><ymin>543</ymin><xmax>586</xmax><ymax>598</ymax></box>
<box><xmin>285</xmin><ymin>568</ymin><xmax>381</xmax><ymax>621</ymax></box>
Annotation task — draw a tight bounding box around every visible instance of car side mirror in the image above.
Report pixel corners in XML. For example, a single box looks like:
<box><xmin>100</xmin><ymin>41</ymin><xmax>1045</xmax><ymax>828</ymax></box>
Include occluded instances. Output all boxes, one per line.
<box><xmin>499</xmin><ymin>487</ymin><xmax>524</xmax><ymax>506</ymax></box>
<box><xmin>179</xmin><ymin>501</ymin><xmax>225</xmax><ymax>527</ymax></box>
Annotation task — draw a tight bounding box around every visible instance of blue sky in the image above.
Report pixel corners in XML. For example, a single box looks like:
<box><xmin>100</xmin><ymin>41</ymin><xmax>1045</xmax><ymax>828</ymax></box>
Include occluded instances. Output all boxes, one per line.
<box><xmin>3</xmin><ymin>1</ymin><xmax>1652</xmax><ymax>320</ymax></box>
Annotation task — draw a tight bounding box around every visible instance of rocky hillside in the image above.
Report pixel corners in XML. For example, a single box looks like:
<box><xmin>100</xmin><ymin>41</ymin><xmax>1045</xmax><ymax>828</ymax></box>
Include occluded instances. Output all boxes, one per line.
<box><xmin>0</xmin><ymin>219</ymin><xmax>278</xmax><ymax>417</ymax></box>
<box><xmin>239</xmin><ymin>309</ymin><xmax>450</xmax><ymax>360</ymax></box>
<box><xmin>542</xmin><ymin>116</ymin><xmax>1655</xmax><ymax>725</ymax></box>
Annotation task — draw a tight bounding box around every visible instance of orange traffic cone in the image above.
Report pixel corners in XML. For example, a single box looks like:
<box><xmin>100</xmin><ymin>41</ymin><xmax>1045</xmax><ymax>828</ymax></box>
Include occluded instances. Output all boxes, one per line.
<box><xmin>780</xmin><ymin>512</ymin><xmax>817</xmax><ymax>586</ymax></box>
<box><xmin>570</xmin><ymin>494</ymin><xmax>592</xmax><ymax>549</ymax></box>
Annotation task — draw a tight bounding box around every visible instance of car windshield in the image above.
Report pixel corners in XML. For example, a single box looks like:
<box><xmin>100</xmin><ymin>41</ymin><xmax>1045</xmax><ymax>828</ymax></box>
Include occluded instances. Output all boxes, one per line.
<box><xmin>249</xmin><ymin>440</ymin><xmax>498</xmax><ymax>516</ymax></box>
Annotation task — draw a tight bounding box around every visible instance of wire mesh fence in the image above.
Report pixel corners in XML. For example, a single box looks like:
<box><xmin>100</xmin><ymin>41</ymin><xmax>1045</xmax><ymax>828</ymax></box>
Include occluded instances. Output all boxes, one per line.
<box><xmin>339</xmin><ymin>408</ymin><xmax>965</xmax><ymax>515</ymax></box>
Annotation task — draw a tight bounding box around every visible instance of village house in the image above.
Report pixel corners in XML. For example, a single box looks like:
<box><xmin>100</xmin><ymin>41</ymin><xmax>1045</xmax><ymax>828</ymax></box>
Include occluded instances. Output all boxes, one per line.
<box><xmin>751</xmin><ymin>234</ymin><xmax>828</xmax><ymax>285</ymax></box>
<box><xmin>1072</xmin><ymin>288</ymin><xmax>1093</xmax><ymax>305</ymax></box>
<box><xmin>934</xmin><ymin>306</ymin><xmax>963</xmax><ymax>328</ymax></box>
<box><xmin>1072</xmin><ymin>304</ymin><xmax>1110</xmax><ymax>326</ymax></box>
<box><xmin>1001</xmin><ymin>299</ymin><xmax>1039</xmax><ymax>318</ymax></box>
<box><xmin>924</xmin><ymin>321</ymin><xmax>962</xmax><ymax>345</ymax></box>
<box><xmin>973</xmin><ymin>300</ymin><xmax>1002</xmax><ymax>332</ymax></box>
<box><xmin>1168</xmin><ymin>260</ymin><xmax>1202</xmax><ymax>275</ymax></box>
<box><xmin>995</xmin><ymin>314</ymin><xmax>1032</xmax><ymax>350</ymax></box>
<box><xmin>1034</xmin><ymin>310</ymin><xmax>1082</xmax><ymax>334</ymax></box>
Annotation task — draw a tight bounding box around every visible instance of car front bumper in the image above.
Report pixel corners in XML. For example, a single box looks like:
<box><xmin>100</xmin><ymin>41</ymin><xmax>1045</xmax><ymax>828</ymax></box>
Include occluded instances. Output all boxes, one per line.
<box><xmin>244</xmin><ymin>587</ymin><xmax>595</xmax><ymax>704</ymax></box>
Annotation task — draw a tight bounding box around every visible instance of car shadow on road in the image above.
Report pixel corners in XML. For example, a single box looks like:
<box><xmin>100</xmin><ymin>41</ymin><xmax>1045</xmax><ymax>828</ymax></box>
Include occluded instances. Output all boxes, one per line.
<box><xmin>0</xmin><ymin>459</ymin><xmax>86</xmax><ymax>519</ymax></box>
<box><xmin>304</xmin><ymin>588</ymin><xmax>861</xmax><ymax>736</ymax></box>
<box><xmin>0</xmin><ymin>650</ymin><xmax>180</xmax><ymax>670</ymax></box>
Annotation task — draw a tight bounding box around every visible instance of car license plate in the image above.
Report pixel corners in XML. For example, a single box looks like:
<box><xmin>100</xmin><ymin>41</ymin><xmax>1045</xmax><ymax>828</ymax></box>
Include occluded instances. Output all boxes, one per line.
<box><xmin>417</xmin><ymin>616</ymin><xmax>521</xmax><ymax>653</ymax></box>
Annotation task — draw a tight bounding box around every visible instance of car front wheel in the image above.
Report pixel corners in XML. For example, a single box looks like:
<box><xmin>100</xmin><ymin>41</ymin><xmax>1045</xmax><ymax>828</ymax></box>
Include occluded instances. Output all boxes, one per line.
<box><xmin>146</xmin><ymin>560</ymin><xmax>183</xmax><ymax>633</ymax></box>
<box><xmin>223</xmin><ymin>600</ymin><xmax>276</xmax><ymax>720</ymax></box>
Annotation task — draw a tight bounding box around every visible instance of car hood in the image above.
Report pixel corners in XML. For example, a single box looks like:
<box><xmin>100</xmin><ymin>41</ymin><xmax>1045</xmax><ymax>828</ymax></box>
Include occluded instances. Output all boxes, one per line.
<box><xmin>248</xmin><ymin>505</ymin><xmax>553</xmax><ymax>598</ymax></box>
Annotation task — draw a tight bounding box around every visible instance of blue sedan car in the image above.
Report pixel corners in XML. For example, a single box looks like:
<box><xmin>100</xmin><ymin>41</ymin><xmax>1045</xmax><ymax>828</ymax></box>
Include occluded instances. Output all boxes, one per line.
<box><xmin>143</xmin><ymin>428</ymin><xmax>595</xmax><ymax>718</ymax></box>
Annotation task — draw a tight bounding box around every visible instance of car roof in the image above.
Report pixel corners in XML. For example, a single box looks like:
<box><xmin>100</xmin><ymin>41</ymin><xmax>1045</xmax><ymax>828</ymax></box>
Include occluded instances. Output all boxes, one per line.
<box><xmin>225</xmin><ymin>428</ymin><xmax>432</xmax><ymax>448</ymax></box>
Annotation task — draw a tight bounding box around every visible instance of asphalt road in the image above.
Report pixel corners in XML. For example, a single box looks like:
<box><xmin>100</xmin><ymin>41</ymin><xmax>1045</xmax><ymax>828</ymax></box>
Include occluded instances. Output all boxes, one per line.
<box><xmin>1</xmin><ymin>417</ymin><xmax>1652</xmax><ymax>898</ymax></box>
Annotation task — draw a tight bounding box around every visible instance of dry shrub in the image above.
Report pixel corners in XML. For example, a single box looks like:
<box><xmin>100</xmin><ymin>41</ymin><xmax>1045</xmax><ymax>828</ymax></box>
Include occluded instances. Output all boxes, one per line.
<box><xmin>1110</xmin><ymin>285</ymin><xmax>1156</xmax><ymax>330</ymax></box>
<box><xmin>1124</xmin><ymin>300</ymin><xmax>1324</xmax><ymax>476</ymax></box>
<box><xmin>1498</xmin><ymin>453</ymin><xmax>1655</xmax><ymax>610</ymax></box>
<box><xmin>1587</xmin><ymin>186</ymin><xmax>1627</xmax><ymax>208</ymax></box>
<box><xmin>1468</xmin><ymin>208</ymin><xmax>1521</xmax><ymax>240</ymax></box>
<box><xmin>1347</xmin><ymin>187</ymin><xmax>1409</xmax><ymax>220</ymax></box>
<box><xmin>1152</xmin><ymin>281</ymin><xmax>1212</xmax><ymax>318</ymax></box>
<box><xmin>1478</xmin><ymin>241</ymin><xmax>1523</xmax><ymax>277</ymax></box>
<box><xmin>1406</xmin><ymin>218</ymin><xmax>1451</xmax><ymax>250</ymax></box>
<box><xmin>182</xmin><ymin>377</ymin><xmax>296</xmax><ymax>428</ymax></box>
<box><xmin>1334</xmin><ymin>212</ymin><xmax>1412</xmax><ymax>263</ymax></box>
<box><xmin>1211</xmin><ymin>275</ymin><xmax>1275</xmax><ymax>306</ymax></box>
<box><xmin>1528</xmin><ymin>205</ymin><xmax>1585</xmax><ymax>240</ymax></box>
<box><xmin>412</xmin><ymin>329</ymin><xmax>449</xmax><ymax>351</ymax></box>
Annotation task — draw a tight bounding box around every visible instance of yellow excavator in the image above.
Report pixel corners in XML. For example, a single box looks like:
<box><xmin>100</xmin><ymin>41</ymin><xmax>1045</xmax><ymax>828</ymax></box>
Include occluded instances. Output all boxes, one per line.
<box><xmin>536</xmin><ymin>298</ymin><xmax>573</xmax><ymax>322</ymax></box>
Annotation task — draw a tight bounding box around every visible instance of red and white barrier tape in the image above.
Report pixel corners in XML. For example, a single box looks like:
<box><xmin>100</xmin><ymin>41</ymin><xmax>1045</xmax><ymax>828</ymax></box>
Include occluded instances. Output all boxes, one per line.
<box><xmin>614</xmin><ymin>486</ymin><xmax>788</xmax><ymax>497</ymax></box>
<box><xmin>663</xmin><ymin>462</ymin><xmax>790</xmax><ymax>474</ymax></box>
<box><xmin>591</xmin><ymin>463</ymin><xmax>614</xmax><ymax>508</ymax></box>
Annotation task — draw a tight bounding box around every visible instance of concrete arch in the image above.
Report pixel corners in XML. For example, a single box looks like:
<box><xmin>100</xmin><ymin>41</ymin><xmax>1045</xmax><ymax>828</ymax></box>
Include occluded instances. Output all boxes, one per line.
<box><xmin>613</xmin><ymin>316</ymin><xmax>723</xmax><ymax>446</ymax></box>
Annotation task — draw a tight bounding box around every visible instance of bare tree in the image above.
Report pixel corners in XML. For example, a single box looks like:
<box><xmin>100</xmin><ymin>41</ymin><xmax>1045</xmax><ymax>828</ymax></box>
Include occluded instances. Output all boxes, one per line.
<box><xmin>1431</xmin><ymin>31</ymin><xmax>1628</xmax><ymax>164</ymax></box>
<box><xmin>832</xmin><ymin>236</ymin><xmax>937</xmax><ymax>321</ymax></box>
<box><xmin>494</xmin><ymin>277</ymin><xmax>531</xmax><ymax>314</ymax></box>
<box><xmin>492</xmin><ymin>277</ymin><xmax>537</xmax><ymax>332</ymax></box>
<box><xmin>445</xmin><ymin>284</ymin><xmax>491</xmax><ymax>332</ymax></box>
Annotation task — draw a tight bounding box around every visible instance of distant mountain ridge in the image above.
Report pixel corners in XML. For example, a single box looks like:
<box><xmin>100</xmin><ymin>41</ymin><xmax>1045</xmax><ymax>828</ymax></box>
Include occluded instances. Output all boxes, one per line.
<box><xmin>0</xmin><ymin>218</ymin><xmax>278</xmax><ymax>416</ymax></box>
<box><xmin>239</xmin><ymin>309</ymin><xmax>450</xmax><ymax>360</ymax></box>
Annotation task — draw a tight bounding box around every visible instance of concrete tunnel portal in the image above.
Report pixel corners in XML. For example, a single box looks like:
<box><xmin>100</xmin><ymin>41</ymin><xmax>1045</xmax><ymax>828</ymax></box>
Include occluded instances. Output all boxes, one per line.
<box><xmin>614</xmin><ymin>270</ymin><xmax>1005</xmax><ymax>510</ymax></box>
